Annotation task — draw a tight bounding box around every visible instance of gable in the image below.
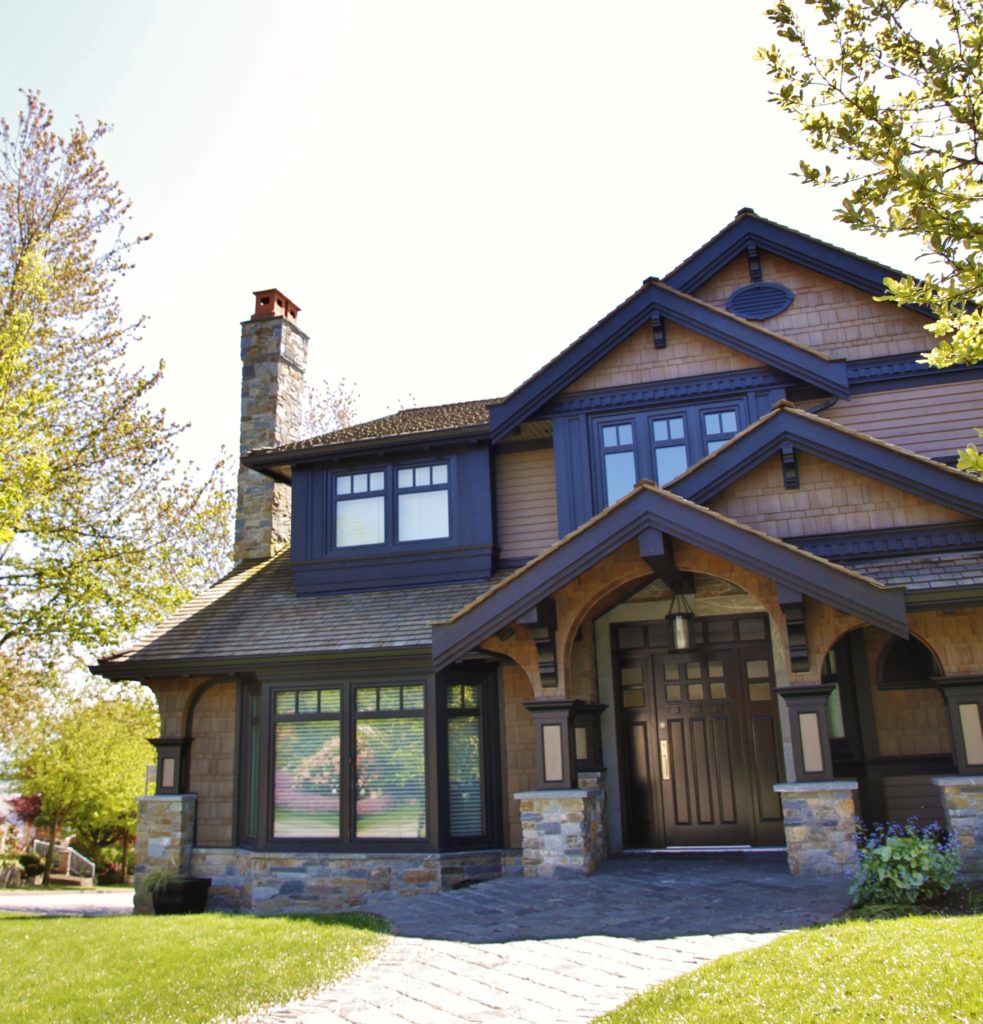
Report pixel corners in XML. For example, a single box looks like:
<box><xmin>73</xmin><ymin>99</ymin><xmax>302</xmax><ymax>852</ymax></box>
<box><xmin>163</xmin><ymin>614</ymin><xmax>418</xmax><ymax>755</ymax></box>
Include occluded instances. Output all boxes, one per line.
<box><xmin>693</xmin><ymin>251</ymin><xmax>932</xmax><ymax>362</ymax></box>
<box><xmin>709</xmin><ymin>451</ymin><xmax>971</xmax><ymax>541</ymax></box>
<box><xmin>559</xmin><ymin>320</ymin><xmax>765</xmax><ymax>396</ymax></box>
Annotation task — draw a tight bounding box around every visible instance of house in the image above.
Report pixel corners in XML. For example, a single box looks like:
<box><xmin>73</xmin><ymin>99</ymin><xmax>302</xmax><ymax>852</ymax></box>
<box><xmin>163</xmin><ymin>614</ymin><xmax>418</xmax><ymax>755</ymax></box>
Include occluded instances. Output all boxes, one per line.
<box><xmin>94</xmin><ymin>210</ymin><xmax>983</xmax><ymax>912</ymax></box>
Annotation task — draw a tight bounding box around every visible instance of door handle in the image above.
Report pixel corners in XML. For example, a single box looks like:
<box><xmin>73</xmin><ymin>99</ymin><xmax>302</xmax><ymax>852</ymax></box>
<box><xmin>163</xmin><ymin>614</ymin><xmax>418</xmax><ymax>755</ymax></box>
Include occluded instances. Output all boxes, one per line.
<box><xmin>660</xmin><ymin>739</ymin><xmax>671</xmax><ymax>781</ymax></box>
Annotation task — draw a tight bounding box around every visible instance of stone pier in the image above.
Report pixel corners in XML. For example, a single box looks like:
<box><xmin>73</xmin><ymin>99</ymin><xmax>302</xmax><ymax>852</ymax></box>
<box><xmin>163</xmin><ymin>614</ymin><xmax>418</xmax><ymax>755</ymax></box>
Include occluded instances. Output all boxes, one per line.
<box><xmin>515</xmin><ymin>785</ymin><xmax>606</xmax><ymax>878</ymax></box>
<box><xmin>774</xmin><ymin>781</ymin><xmax>858</xmax><ymax>877</ymax></box>
<box><xmin>133</xmin><ymin>794</ymin><xmax>196</xmax><ymax>912</ymax></box>
<box><xmin>934</xmin><ymin>776</ymin><xmax>983</xmax><ymax>877</ymax></box>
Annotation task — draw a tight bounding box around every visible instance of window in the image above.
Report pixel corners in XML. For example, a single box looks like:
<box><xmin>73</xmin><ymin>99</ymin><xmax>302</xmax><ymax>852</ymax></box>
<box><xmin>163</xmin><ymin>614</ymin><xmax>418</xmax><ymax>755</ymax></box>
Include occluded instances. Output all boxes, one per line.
<box><xmin>445</xmin><ymin>683</ymin><xmax>483</xmax><ymax>837</ymax></box>
<box><xmin>703</xmin><ymin>409</ymin><xmax>739</xmax><ymax>453</ymax></box>
<box><xmin>397</xmin><ymin>464</ymin><xmax>449</xmax><ymax>542</ymax></box>
<box><xmin>333</xmin><ymin>463</ymin><xmax>450</xmax><ymax>548</ymax></box>
<box><xmin>336</xmin><ymin>471</ymin><xmax>385</xmax><ymax>547</ymax></box>
<box><xmin>355</xmin><ymin>684</ymin><xmax>426</xmax><ymax>838</ymax></box>
<box><xmin>651</xmin><ymin>415</ymin><xmax>688</xmax><ymax>485</ymax></box>
<box><xmin>601</xmin><ymin>423</ymin><xmax>636</xmax><ymax>503</ymax></box>
<box><xmin>878</xmin><ymin>637</ymin><xmax>938</xmax><ymax>690</ymax></box>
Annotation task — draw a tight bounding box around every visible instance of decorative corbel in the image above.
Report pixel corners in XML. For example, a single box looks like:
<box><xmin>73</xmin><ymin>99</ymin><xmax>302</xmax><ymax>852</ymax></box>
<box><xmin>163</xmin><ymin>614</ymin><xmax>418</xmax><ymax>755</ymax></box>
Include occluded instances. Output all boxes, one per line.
<box><xmin>651</xmin><ymin>314</ymin><xmax>667</xmax><ymax>350</ymax></box>
<box><xmin>518</xmin><ymin>599</ymin><xmax>558</xmax><ymax>689</ymax></box>
<box><xmin>778</xmin><ymin>585</ymin><xmax>809</xmax><ymax>673</ymax></box>
<box><xmin>781</xmin><ymin>443</ymin><xmax>800</xmax><ymax>490</ymax></box>
<box><xmin>746</xmin><ymin>243</ymin><xmax>763</xmax><ymax>282</ymax></box>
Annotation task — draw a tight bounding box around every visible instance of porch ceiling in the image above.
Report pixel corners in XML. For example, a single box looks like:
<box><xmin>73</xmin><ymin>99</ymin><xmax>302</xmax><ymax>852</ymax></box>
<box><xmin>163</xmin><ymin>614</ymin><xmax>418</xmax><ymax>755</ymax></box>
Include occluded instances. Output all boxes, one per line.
<box><xmin>431</xmin><ymin>483</ymin><xmax>908</xmax><ymax>669</ymax></box>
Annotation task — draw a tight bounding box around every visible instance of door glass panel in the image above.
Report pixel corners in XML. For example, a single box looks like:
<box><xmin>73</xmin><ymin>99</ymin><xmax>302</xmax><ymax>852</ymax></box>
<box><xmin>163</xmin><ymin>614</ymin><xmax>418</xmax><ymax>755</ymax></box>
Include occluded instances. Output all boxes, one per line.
<box><xmin>710</xmin><ymin>682</ymin><xmax>727</xmax><ymax>700</ymax></box>
<box><xmin>621</xmin><ymin>665</ymin><xmax>643</xmax><ymax>686</ymax></box>
<box><xmin>748</xmin><ymin>681</ymin><xmax>772</xmax><ymax>702</ymax></box>
<box><xmin>618</xmin><ymin>626</ymin><xmax>645</xmax><ymax>649</ymax></box>
<box><xmin>665</xmin><ymin>684</ymin><xmax>682</xmax><ymax>703</ymax></box>
<box><xmin>622</xmin><ymin>687</ymin><xmax>645</xmax><ymax>708</ymax></box>
<box><xmin>707</xmin><ymin>661</ymin><xmax>724</xmax><ymax>678</ymax></box>
<box><xmin>738</xmin><ymin>618</ymin><xmax>767</xmax><ymax>641</ymax></box>
<box><xmin>686</xmin><ymin>661</ymin><xmax>703</xmax><ymax>680</ymax></box>
<box><xmin>706</xmin><ymin>620</ymin><xmax>733</xmax><ymax>644</ymax></box>
<box><xmin>664</xmin><ymin>664</ymin><xmax>680</xmax><ymax>682</ymax></box>
<box><xmin>687</xmin><ymin>682</ymin><xmax>705</xmax><ymax>701</ymax></box>
<box><xmin>746</xmin><ymin>659</ymin><xmax>770</xmax><ymax>679</ymax></box>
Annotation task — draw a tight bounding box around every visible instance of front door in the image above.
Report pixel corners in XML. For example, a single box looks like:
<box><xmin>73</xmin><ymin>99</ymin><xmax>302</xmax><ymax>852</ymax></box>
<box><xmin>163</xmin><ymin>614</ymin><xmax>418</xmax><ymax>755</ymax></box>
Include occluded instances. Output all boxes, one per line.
<box><xmin>618</xmin><ymin>615</ymin><xmax>785</xmax><ymax>848</ymax></box>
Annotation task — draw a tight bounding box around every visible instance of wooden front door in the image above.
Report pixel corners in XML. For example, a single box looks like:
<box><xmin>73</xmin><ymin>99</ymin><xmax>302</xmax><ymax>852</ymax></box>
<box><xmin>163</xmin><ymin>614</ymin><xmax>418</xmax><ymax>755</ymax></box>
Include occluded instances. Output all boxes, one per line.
<box><xmin>618</xmin><ymin>616</ymin><xmax>785</xmax><ymax>848</ymax></box>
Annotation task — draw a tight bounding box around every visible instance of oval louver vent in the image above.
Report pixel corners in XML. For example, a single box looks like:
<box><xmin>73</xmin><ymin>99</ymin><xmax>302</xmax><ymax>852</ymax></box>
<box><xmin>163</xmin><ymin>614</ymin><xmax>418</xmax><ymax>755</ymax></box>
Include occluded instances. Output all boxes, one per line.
<box><xmin>725</xmin><ymin>281</ymin><xmax>794</xmax><ymax>321</ymax></box>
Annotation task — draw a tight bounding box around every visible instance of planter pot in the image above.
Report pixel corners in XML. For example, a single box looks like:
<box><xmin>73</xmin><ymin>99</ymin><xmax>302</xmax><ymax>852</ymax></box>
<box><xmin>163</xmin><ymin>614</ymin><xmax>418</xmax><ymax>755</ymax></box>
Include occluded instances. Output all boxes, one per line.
<box><xmin>151</xmin><ymin>876</ymin><xmax>211</xmax><ymax>915</ymax></box>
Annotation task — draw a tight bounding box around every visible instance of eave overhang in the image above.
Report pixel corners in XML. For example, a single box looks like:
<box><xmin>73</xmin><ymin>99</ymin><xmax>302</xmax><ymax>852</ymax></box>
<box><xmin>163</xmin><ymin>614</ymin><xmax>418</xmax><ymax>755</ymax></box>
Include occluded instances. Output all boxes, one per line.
<box><xmin>670</xmin><ymin>405</ymin><xmax>983</xmax><ymax>519</ymax></box>
<box><xmin>665</xmin><ymin>209</ymin><xmax>932</xmax><ymax>315</ymax></box>
<box><xmin>487</xmin><ymin>280</ymin><xmax>848</xmax><ymax>443</ymax></box>
<box><xmin>431</xmin><ymin>483</ymin><xmax>907</xmax><ymax>669</ymax></box>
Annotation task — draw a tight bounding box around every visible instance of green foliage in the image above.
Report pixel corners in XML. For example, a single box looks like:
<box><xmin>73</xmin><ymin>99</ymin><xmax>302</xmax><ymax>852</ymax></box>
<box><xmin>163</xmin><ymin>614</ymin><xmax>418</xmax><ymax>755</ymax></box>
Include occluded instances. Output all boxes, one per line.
<box><xmin>0</xmin><ymin>91</ymin><xmax>233</xmax><ymax>661</ymax></box>
<box><xmin>596</xmin><ymin>915</ymin><xmax>983</xmax><ymax>1023</ymax></box>
<box><xmin>138</xmin><ymin>866</ymin><xmax>179</xmax><ymax>897</ymax></box>
<box><xmin>760</xmin><ymin>0</ymin><xmax>983</xmax><ymax>468</ymax></box>
<box><xmin>851</xmin><ymin>820</ymin><xmax>960</xmax><ymax>906</ymax></box>
<box><xmin>0</xmin><ymin>912</ymin><xmax>387</xmax><ymax>1024</ymax></box>
<box><xmin>5</xmin><ymin>687</ymin><xmax>158</xmax><ymax>879</ymax></box>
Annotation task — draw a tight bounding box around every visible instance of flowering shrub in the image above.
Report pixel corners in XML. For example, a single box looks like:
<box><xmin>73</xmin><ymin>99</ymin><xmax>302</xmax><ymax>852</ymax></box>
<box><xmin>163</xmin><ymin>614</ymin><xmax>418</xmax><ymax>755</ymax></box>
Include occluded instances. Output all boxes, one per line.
<box><xmin>850</xmin><ymin>819</ymin><xmax>960</xmax><ymax>906</ymax></box>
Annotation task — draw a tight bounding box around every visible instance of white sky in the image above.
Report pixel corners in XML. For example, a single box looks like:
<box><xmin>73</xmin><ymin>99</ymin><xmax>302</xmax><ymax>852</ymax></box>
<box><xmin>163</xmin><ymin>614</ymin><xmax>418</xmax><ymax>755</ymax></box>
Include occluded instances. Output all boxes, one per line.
<box><xmin>2</xmin><ymin>0</ymin><xmax>925</xmax><ymax>467</ymax></box>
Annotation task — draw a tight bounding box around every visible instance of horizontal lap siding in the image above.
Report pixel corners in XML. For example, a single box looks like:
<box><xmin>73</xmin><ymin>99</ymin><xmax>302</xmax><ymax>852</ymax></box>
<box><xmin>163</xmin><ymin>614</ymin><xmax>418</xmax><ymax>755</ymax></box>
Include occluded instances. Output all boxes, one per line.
<box><xmin>495</xmin><ymin>447</ymin><xmax>559</xmax><ymax>561</ymax></box>
<box><xmin>695</xmin><ymin>252</ymin><xmax>929</xmax><ymax>361</ymax></box>
<box><xmin>710</xmin><ymin>452</ymin><xmax>970</xmax><ymax>539</ymax></box>
<box><xmin>817</xmin><ymin>380</ymin><xmax>983</xmax><ymax>460</ymax></box>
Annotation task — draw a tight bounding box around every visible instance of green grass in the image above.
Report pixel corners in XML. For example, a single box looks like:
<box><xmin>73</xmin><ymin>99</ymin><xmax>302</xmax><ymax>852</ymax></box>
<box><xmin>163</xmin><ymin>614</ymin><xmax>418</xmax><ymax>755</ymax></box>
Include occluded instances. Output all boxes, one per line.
<box><xmin>1</xmin><ymin>912</ymin><xmax>387</xmax><ymax>1024</ymax></box>
<box><xmin>596</xmin><ymin>916</ymin><xmax>983</xmax><ymax>1024</ymax></box>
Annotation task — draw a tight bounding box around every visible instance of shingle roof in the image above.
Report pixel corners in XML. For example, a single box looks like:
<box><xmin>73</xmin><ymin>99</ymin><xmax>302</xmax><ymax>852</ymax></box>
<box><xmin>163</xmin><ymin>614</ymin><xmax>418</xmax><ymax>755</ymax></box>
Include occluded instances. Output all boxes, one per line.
<box><xmin>253</xmin><ymin>399</ymin><xmax>498</xmax><ymax>455</ymax></box>
<box><xmin>95</xmin><ymin>554</ymin><xmax>504</xmax><ymax>676</ymax></box>
<box><xmin>849</xmin><ymin>551</ymin><xmax>983</xmax><ymax>591</ymax></box>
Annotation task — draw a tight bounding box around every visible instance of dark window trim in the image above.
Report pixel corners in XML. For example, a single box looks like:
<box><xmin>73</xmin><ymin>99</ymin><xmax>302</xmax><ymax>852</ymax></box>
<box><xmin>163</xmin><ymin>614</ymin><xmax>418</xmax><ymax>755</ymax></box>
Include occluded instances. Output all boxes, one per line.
<box><xmin>877</xmin><ymin>636</ymin><xmax>940</xmax><ymax>691</ymax></box>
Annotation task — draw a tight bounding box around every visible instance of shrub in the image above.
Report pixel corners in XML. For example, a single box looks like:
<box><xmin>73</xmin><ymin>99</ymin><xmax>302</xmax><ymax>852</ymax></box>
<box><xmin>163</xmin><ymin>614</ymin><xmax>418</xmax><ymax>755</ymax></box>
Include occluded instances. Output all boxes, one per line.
<box><xmin>17</xmin><ymin>854</ymin><xmax>42</xmax><ymax>878</ymax></box>
<box><xmin>851</xmin><ymin>819</ymin><xmax>959</xmax><ymax>906</ymax></box>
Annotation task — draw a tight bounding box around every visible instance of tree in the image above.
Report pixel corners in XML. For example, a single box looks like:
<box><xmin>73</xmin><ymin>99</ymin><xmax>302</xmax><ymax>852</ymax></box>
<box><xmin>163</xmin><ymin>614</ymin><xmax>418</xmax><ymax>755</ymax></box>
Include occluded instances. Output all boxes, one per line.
<box><xmin>298</xmin><ymin>377</ymin><xmax>359</xmax><ymax>440</ymax></box>
<box><xmin>0</xmin><ymin>91</ymin><xmax>233</xmax><ymax>661</ymax></box>
<box><xmin>759</xmin><ymin>0</ymin><xmax>983</xmax><ymax>470</ymax></box>
<box><xmin>6</xmin><ymin>688</ymin><xmax>157</xmax><ymax>882</ymax></box>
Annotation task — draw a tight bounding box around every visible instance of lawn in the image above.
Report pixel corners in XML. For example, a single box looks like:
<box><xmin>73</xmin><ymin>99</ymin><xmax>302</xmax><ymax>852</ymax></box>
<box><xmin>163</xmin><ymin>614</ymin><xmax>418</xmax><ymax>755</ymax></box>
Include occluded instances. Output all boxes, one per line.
<box><xmin>596</xmin><ymin>915</ymin><xmax>983</xmax><ymax>1024</ymax></box>
<box><xmin>1</xmin><ymin>911</ymin><xmax>387</xmax><ymax>1024</ymax></box>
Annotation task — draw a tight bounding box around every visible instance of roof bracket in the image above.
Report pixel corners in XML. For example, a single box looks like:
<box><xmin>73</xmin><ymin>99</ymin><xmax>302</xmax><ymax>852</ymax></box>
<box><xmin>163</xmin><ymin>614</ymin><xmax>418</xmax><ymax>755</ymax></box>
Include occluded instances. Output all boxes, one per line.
<box><xmin>651</xmin><ymin>314</ymin><xmax>667</xmax><ymax>350</ymax></box>
<box><xmin>781</xmin><ymin>443</ymin><xmax>800</xmax><ymax>490</ymax></box>
<box><xmin>746</xmin><ymin>244</ymin><xmax>763</xmax><ymax>282</ymax></box>
<box><xmin>778</xmin><ymin>585</ymin><xmax>809</xmax><ymax>673</ymax></box>
<box><xmin>638</xmin><ymin>528</ymin><xmax>693</xmax><ymax>593</ymax></box>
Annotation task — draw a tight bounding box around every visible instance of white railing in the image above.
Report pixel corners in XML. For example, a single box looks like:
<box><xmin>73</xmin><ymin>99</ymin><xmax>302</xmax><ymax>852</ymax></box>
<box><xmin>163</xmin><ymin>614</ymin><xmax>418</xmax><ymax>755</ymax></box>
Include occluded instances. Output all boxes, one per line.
<box><xmin>32</xmin><ymin>840</ymin><xmax>97</xmax><ymax>882</ymax></box>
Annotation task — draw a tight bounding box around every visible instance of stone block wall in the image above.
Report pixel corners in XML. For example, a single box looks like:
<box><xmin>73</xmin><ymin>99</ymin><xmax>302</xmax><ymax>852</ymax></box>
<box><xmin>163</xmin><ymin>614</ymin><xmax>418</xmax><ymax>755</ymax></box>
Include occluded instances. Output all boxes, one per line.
<box><xmin>775</xmin><ymin>781</ymin><xmax>859</xmax><ymax>876</ymax></box>
<box><xmin>934</xmin><ymin>776</ymin><xmax>983</xmax><ymax>877</ymax></box>
<box><xmin>188</xmin><ymin>848</ymin><xmax>509</xmax><ymax>913</ymax></box>
<box><xmin>515</xmin><ymin>786</ymin><xmax>606</xmax><ymax>878</ymax></box>
<box><xmin>134</xmin><ymin>795</ymin><xmax>196</xmax><ymax>912</ymax></box>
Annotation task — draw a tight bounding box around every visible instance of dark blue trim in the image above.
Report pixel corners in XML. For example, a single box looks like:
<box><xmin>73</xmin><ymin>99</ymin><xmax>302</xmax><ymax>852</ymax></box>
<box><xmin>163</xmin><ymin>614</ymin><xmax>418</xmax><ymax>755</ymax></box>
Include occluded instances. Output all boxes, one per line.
<box><xmin>543</xmin><ymin>367</ymin><xmax>789</xmax><ymax>416</ymax></box>
<box><xmin>431</xmin><ymin>484</ymin><xmax>907</xmax><ymax>668</ymax></box>
<box><xmin>793</xmin><ymin>522</ymin><xmax>983</xmax><ymax>562</ymax></box>
<box><xmin>665</xmin><ymin>211</ymin><xmax>932</xmax><ymax>314</ymax></box>
<box><xmin>551</xmin><ymin>414</ymin><xmax>594</xmax><ymax>538</ymax></box>
<box><xmin>846</xmin><ymin>354</ymin><xmax>983</xmax><ymax>391</ymax></box>
<box><xmin>488</xmin><ymin>280</ymin><xmax>849</xmax><ymax>442</ymax></box>
<box><xmin>670</xmin><ymin>407</ymin><xmax>983</xmax><ymax>518</ymax></box>
<box><xmin>293</xmin><ymin>545</ymin><xmax>494</xmax><ymax>594</ymax></box>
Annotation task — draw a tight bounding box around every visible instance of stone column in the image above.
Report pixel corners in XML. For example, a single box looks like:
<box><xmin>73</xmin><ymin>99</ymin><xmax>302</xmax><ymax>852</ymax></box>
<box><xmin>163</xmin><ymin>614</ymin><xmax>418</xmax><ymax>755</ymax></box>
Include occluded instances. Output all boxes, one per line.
<box><xmin>774</xmin><ymin>781</ymin><xmax>858</xmax><ymax>876</ymax></box>
<box><xmin>133</xmin><ymin>794</ymin><xmax>196</xmax><ymax>913</ymax></box>
<box><xmin>515</xmin><ymin>785</ymin><xmax>605</xmax><ymax>878</ymax></box>
<box><xmin>933</xmin><ymin>776</ymin><xmax>983</xmax><ymax>877</ymax></box>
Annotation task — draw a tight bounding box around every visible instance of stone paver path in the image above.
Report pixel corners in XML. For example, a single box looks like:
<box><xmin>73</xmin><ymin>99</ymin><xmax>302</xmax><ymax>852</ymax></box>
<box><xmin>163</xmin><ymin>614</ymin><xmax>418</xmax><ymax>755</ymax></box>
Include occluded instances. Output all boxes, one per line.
<box><xmin>238</xmin><ymin>856</ymin><xmax>851</xmax><ymax>1024</ymax></box>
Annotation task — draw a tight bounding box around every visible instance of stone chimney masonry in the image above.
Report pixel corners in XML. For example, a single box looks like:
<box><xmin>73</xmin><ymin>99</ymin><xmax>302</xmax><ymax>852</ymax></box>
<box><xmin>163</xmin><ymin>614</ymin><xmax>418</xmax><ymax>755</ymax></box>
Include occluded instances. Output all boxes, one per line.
<box><xmin>235</xmin><ymin>289</ymin><xmax>308</xmax><ymax>563</ymax></box>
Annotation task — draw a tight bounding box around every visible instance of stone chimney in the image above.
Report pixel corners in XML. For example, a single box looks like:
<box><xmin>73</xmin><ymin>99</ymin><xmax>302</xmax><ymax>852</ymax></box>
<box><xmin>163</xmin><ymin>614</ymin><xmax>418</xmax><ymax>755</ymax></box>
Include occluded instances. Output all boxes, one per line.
<box><xmin>235</xmin><ymin>288</ymin><xmax>308</xmax><ymax>563</ymax></box>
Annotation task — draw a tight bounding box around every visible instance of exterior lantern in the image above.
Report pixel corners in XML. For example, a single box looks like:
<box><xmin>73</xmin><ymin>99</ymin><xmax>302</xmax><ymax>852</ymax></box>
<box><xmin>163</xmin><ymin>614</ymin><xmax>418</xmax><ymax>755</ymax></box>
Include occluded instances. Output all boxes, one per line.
<box><xmin>666</xmin><ymin>590</ymin><xmax>695</xmax><ymax>652</ymax></box>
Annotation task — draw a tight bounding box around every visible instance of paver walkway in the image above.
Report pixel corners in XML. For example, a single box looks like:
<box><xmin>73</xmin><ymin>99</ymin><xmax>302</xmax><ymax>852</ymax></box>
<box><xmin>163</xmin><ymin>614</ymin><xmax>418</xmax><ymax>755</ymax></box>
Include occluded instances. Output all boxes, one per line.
<box><xmin>0</xmin><ymin>886</ymin><xmax>134</xmax><ymax>916</ymax></box>
<box><xmin>239</xmin><ymin>856</ymin><xmax>851</xmax><ymax>1024</ymax></box>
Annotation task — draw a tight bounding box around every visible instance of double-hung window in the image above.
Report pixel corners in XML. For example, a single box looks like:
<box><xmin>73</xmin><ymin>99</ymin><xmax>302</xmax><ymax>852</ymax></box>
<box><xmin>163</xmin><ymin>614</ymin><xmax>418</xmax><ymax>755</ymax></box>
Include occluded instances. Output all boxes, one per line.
<box><xmin>703</xmin><ymin>409</ymin><xmax>739</xmax><ymax>453</ymax></box>
<box><xmin>397</xmin><ymin>464</ymin><xmax>449</xmax><ymax>542</ymax></box>
<box><xmin>336</xmin><ymin>471</ymin><xmax>386</xmax><ymax>547</ymax></box>
<box><xmin>601</xmin><ymin>423</ymin><xmax>636</xmax><ymax>503</ymax></box>
<box><xmin>651</xmin><ymin>415</ymin><xmax>688</xmax><ymax>486</ymax></box>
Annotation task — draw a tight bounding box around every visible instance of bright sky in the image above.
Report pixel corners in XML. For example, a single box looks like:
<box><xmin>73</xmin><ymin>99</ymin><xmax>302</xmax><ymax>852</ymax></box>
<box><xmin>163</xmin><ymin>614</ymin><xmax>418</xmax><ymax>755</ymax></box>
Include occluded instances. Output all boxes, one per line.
<box><xmin>2</xmin><ymin>0</ymin><xmax>924</xmax><ymax>466</ymax></box>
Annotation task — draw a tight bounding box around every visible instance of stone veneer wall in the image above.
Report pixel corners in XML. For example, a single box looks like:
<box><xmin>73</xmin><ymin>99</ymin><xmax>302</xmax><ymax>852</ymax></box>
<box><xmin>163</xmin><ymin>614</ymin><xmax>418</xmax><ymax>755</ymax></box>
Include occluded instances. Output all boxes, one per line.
<box><xmin>190</xmin><ymin>848</ymin><xmax>517</xmax><ymax>913</ymax></box>
<box><xmin>934</xmin><ymin>777</ymin><xmax>983</xmax><ymax>877</ymax></box>
<box><xmin>775</xmin><ymin>781</ymin><xmax>859</xmax><ymax>876</ymax></box>
<box><xmin>134</xmin><ymin>795</ymin><xmax>197</xmax><ymax>913</ymax></box>
<box><xmin>235</xmin><ymin>313</ymin><xmax>308</xmax><ymax>562</ymax></box>
<box><xmin>515</xmin><ymin>781</ymin><xmax>606</xmax><ymax>878</ymax></box>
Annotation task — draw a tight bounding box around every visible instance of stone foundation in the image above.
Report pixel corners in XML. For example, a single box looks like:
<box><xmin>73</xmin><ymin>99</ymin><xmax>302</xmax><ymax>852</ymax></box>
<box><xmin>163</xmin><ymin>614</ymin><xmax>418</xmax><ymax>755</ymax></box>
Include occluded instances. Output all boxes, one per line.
<box><xmin>133</xmin><ymin>794</ymin><xmax>197</xmax><ymax>913</ymax></box>
<box><xmin>934</xmin><ymin>776</ymin><xmax>983</xmax><ymax>877</ymax></box>
<box><xmin>775</xmin><ymin>781</ymin><xmax>858</xmax><ymax>876</ymax></box>
<box><xmin>188</xmin><ymin>848</ymin><xmax>515</xmax><ymax>913</ymax></box>
<box><xmin>515</xmin><ymin>784</ymin><xmax>606</xmax><ymax>878</ymax></box>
